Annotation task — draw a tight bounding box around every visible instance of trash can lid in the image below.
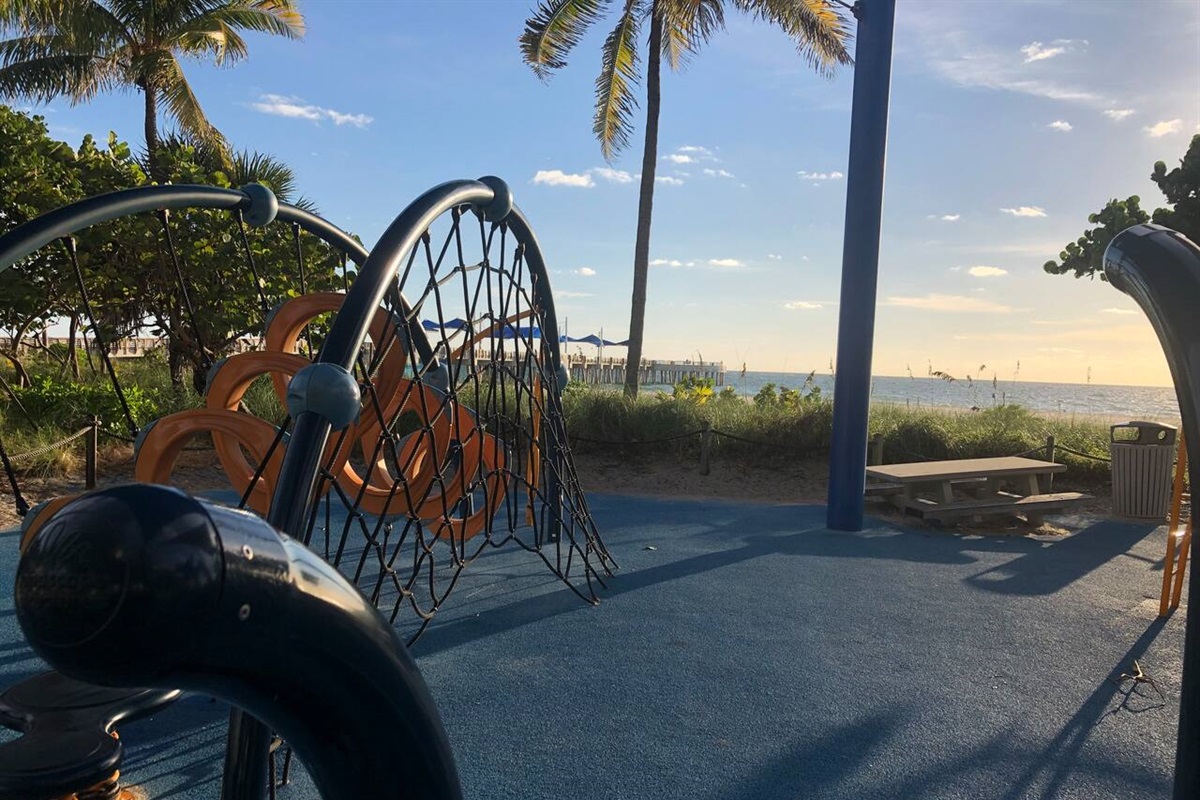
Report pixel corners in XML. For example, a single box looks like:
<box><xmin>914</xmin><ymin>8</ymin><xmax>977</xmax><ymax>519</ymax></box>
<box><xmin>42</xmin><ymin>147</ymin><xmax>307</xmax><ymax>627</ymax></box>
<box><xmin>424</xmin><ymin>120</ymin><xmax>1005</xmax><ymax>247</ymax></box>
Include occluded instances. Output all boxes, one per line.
<box><xmin>1111</xmin><ymin>420</ymin><xmax>1178</xmax><ymax>444</ymax></box>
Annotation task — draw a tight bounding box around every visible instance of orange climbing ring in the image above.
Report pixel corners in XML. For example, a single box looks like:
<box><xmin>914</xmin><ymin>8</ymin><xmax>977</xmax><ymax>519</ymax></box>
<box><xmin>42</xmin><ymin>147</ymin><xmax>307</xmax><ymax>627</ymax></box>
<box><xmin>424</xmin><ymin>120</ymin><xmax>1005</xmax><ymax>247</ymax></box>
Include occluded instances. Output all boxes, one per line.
<box><xmin>133</xmin><ymin>293</ymin><xmax>510</xmax><ymax>539</ymax></box>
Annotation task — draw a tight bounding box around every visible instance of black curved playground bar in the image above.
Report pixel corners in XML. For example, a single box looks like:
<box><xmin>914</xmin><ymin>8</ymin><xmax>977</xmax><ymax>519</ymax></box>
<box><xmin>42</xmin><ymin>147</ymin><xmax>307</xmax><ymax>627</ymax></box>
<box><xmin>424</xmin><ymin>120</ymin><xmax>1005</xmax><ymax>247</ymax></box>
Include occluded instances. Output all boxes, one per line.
<box><xmin>1104</xmin><ymin>223</ymin><xmax>1200</xmax><ymax>800</ymax></box>
<box><xmin>15</xmin><ymin>483</ymin><xmax>462</xmax><ymax>799</ymax></box>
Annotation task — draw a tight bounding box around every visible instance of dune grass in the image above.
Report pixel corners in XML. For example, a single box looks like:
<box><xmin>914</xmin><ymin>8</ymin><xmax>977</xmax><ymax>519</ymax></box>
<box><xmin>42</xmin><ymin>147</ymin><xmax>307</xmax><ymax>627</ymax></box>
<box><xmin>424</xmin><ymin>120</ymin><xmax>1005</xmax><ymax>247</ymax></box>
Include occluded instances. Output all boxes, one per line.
<box><xmin>1</xmin><ymin>360</ymin><xmax>1118</xmax><ymax>487</ymax></box>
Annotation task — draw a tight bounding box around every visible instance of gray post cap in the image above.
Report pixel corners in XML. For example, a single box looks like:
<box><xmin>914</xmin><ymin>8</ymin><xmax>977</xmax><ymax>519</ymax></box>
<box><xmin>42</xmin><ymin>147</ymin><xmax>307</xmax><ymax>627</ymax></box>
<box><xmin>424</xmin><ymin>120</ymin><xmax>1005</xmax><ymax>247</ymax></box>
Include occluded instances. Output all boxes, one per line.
<box><xmin>240</xmin><ymin>183</ymin><xmax>279</xmax><ymax>228</ymax></box>
<box><xmin>286</xmin><ymin>363</ymin><xmax>361</xmax><ymax>430</ymax></box>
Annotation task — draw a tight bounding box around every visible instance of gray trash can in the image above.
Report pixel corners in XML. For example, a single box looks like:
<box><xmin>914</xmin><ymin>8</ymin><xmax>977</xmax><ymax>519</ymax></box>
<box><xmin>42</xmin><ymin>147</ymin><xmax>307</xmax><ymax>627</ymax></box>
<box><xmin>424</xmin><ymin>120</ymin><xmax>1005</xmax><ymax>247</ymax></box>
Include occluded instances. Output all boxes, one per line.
<box><xmin>1110</xmin><ymin>421</ymin><xmax>1178</xmax><ymax>519</ymax></box>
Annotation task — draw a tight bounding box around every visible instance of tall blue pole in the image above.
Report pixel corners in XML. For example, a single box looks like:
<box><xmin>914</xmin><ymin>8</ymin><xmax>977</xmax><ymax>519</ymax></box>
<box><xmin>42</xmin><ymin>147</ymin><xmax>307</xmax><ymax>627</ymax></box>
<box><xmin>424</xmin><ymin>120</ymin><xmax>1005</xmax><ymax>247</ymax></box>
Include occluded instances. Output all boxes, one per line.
<box><xmin>826</xmin><ymin>0</ymin><xmax>896</xmax><ymax>531</ymax></box>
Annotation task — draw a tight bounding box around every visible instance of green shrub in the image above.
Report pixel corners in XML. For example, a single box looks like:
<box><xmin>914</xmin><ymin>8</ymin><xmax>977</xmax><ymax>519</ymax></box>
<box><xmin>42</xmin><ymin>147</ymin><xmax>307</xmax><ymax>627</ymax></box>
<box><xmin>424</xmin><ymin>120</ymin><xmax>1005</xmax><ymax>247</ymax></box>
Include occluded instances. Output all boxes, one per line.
<box><xmin>8</xmin><ymin>374</ymin><xmax>163</xmax><ymax>431</ymax></box>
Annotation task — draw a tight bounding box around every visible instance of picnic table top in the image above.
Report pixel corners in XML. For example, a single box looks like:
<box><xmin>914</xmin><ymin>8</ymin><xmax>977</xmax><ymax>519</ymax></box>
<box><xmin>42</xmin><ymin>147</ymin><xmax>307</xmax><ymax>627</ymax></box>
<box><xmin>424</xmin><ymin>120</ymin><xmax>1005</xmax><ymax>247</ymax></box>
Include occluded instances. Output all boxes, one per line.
<box><xmin>865</xmin><ymin>456</ymin><xmax>1066</xmax><ymax>484</ymax></box>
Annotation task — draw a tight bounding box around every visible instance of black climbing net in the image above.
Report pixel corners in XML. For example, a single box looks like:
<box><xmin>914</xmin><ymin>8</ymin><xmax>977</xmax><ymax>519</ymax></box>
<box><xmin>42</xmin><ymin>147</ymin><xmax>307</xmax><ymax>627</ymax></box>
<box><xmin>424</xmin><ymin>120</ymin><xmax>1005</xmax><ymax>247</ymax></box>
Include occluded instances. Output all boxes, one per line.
<box><xmin>0</xmin><ymin>185</ymin><xmax>615</xmax><ymax>648</ymax></box>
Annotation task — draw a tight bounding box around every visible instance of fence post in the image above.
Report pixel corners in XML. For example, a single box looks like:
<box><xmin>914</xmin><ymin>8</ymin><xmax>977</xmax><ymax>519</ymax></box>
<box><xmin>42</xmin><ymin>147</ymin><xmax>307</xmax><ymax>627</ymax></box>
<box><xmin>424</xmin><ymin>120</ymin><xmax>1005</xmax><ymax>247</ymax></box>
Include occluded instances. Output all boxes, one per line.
<box><xmin>869</xmin><ymin>434</ymin><xmax>884</xmax><ymax>466</ymax></box>
<box><xmin>699</xmin><ymin>421</ymin><xmax>712</xmax><ymax>476</ymax></box>
<box><xmin>86</xmin><ymin>416</ymin><xmax>99</xmax><ymax>490</ymax></box>
<box><xmin>1045</xmin><ymin>434</ymin><xmax>1056</xmax><ymax>491</ymax></box>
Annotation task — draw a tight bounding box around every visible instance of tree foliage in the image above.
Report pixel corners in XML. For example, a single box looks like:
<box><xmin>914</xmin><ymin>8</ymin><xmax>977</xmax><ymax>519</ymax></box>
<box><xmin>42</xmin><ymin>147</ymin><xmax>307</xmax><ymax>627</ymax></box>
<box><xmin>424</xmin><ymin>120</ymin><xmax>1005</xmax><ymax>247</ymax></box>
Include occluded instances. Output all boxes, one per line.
<box><xmin>1044</xmin><ymin>134</ymin><xmax>1200</xmax><ymax>280</ymax></box>
<box><xmin>0</xmin><ymin>105</ymin><xmax>346</xmax><ymax>391</ymax></box>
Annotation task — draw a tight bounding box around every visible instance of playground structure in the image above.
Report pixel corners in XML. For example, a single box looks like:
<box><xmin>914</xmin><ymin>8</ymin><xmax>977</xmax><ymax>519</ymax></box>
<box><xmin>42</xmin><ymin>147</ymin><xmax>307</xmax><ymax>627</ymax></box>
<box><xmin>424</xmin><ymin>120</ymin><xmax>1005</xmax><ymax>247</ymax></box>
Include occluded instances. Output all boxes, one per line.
<box><xmin>0</xmin><ymin>176</ymin><xmax>614</xmax><ymax>798</ymax></box>
<box><xmin>0</xmin><ymin>0</ymin><xmax>1198</xmax><ymax>797</ymax></box>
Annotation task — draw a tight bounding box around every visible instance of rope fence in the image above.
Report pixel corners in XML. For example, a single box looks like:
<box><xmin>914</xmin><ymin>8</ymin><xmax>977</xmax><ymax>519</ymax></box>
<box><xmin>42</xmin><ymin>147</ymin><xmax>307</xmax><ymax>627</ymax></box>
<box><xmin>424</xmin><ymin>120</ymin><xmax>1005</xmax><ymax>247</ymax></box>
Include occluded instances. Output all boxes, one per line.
<box><xmin>6</xmin><ymin>426</ymin><xmax>93</xmax><ymax>463</ymax></box>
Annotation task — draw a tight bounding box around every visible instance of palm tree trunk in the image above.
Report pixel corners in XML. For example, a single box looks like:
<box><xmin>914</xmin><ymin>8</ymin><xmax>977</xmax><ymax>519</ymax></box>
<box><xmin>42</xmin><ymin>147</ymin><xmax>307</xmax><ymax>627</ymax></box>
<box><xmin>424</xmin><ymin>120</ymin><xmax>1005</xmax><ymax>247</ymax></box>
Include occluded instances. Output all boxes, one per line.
<box><xmin>143</xmin><ymin>81</ymin><xmax>160</xmax><ymax>180</ymax></box>
<box><xmin>623</xmin><ymin>10</ymin><xmax>663</xmax><ymax>399</ymax></box>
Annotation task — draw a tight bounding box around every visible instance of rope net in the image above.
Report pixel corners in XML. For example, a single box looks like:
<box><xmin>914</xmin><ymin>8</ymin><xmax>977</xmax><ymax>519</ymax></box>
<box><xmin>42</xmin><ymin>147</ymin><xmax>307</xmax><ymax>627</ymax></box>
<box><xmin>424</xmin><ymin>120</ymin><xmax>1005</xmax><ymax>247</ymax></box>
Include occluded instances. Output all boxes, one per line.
<box><xmin>2</xmin><ymin>187</ymin><xmax>614</xmax><ymax>645</ymax></box>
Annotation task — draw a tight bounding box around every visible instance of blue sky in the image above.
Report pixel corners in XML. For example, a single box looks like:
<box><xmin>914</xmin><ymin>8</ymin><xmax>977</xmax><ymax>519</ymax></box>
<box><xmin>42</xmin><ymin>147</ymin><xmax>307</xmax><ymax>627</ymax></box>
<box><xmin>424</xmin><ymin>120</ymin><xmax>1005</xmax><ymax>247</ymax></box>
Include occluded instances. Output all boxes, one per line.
<box><xmin>18</xmin><ymin>0</ymin><xmax>1200</xmax><ymax>386</ymax></box>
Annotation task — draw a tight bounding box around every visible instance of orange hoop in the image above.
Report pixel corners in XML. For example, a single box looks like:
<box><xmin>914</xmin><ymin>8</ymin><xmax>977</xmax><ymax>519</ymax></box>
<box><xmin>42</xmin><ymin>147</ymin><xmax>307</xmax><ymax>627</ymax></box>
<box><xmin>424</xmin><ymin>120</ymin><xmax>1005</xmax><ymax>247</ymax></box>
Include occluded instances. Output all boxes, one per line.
<box><xmin>433</xmin><ymin>432</ymin><xmax>508</xmax><ymax>542</ymax></box>
<box><xmin>337</xmin><ymin>379</ymin><xmax>460</xmax><ymax>518</ymax></box>
<box><xmin>204</xmin><ymin>351</ymin><xmax>355</xmax><ymax>501</ymax></box>
<box><xmin>134</xmin><ymin>410</ymin><xmax>286</xmax><ymax>514</ymax></box>
<box><xmin>264</xmin><ymin>292</ymin><xmax>408</xmax><ymax>409</ymax></box>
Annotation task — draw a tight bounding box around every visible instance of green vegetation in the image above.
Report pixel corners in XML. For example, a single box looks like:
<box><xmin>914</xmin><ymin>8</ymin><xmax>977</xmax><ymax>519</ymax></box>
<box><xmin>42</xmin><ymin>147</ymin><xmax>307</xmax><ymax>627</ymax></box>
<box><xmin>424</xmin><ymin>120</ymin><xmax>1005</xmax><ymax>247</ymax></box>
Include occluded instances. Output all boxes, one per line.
<box><xmin>2</xmin><ymin>359</ymin><xmax>1117</xmax><ymax>487</ymax></box>
<box><xmin>0</xmin><ymin>105</ymin><xmax>347</xmax><ymax>394</ymax></box>
<box><xmin>520</xmin><ymin>0</ymin><xmax>852</xmax><ymax>397</ymax></box>
<box><xmin>1044</xmin><ymin>134</ymin><xmax>1199</xmax><ymax>281</ymax></box>
<box><xmin>561</xmin><ymin>379</ymin><xmax>1114</xmax><ymax>485</ymax></box>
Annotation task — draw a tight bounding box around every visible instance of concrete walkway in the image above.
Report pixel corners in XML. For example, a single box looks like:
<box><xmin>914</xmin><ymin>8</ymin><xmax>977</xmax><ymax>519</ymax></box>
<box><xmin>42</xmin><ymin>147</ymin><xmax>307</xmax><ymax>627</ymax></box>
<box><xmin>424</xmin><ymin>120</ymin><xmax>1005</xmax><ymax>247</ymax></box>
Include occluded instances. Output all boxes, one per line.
<box><xmin>0</xmin><ymin>494</ymin><xmax>1185</xmax><ymax>799</ymax></box>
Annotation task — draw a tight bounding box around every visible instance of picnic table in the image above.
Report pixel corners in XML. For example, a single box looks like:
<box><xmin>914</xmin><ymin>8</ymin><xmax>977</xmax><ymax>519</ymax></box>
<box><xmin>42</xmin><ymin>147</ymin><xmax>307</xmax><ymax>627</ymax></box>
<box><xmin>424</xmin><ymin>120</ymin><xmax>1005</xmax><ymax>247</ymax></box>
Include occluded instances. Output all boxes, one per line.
<box><xmin>865</xmin><ymin>456</ymin><xmax>1092</xmax><ymax>524</ymax></box>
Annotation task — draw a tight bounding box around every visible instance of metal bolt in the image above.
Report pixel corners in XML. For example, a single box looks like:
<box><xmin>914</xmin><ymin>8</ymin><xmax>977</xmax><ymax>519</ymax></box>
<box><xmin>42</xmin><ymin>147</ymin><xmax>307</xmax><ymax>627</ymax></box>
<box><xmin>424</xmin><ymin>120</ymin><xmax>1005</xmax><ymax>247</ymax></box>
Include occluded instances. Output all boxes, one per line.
<box><xmin>238</xmin><ymin>604</ymin><xmax>251</xmax><ymax>621</ymax></box>
<box><xmin>242</xmin><ymin>544</ymin><xmax>254</xmax><ymax>560</ymax></box>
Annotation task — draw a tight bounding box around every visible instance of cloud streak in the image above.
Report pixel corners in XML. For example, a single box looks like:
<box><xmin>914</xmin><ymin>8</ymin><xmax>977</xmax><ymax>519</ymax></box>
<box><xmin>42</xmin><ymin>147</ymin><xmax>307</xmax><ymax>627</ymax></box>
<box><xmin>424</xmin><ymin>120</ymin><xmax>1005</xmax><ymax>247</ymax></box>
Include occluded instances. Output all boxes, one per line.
<box><xmin>967</xmin><ymin>266</ymin><xmax>1008</xmax><ymax>277</ymax></box>
<box><xmin>250</xmin><ymin>94</ymin><xmax>373</xmax><ymax>127</ymax></box>
<box><xmin>798</xmin><ymin>170</ymin><xmax>844</xmax><ymax>181</ymax></box>
<box><xmin>532</xmin><ymin>170</ymin><xmax>593</xmax><ymax>188</ymax></box>
<box><xmin>1000</xmin><ymin>206</ymin><xmax>1047</xmax><ymax>217</ymax></box>
<box><xmin>1144</xmin><ymin>119</ymin><xmax>1182</xmax><ymax>138</ymax></box>
<box><xmin>884</xmin><ymin>293</ymin><xmax>1014</xmax><ymax>313</ymax></box>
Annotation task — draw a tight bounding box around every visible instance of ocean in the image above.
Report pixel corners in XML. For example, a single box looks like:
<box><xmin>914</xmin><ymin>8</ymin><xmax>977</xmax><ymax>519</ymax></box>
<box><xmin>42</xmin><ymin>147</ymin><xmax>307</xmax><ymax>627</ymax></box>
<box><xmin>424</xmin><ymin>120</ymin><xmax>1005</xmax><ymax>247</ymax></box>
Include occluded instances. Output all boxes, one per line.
<box><xmin>644</xmin><ymin>371</ymin><xmax>1182</xmax><ymax>423</ymax></box>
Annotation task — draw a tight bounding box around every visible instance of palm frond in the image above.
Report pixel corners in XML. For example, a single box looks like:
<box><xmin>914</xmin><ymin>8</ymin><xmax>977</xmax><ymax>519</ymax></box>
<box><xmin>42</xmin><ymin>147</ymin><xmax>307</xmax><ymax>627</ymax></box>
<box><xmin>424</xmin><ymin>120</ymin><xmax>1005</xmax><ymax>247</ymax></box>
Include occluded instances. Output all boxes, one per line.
<box><xmin>156</xmin><ymin>52</ymin><xmax>230</xmax><ymax>161</ymax></box>
<box><xmin>593</xmin><ymin>0</ymin><xmax>642</xmax><ymax>162</ymax></box>
<box><xmin>733</xmin><ymin>0</ymin><xmax>852</xmax><ymax>74</ymax></box>
<box><xmin>177</xmin><ymin>21</ymin><xmax>249</xmax><ymax>65</ymax></box>
<box><xmin>0</xmin><ymin>48</ymin><xmax>121</xmax><ymax>104</ymax></box>
<box><xmin>658</xmin><ymin>0</ymin><xmax>726</xmax><ymax>71</ymax></box>
<box><xmin>520</xmin><ymin>0</ymin><xmax>608</xmax><ymax>80</ymax></box>
<box><xmin>175</xmin><ymin>0</ymin><xmax>305</xmax><ymax>63</ymax></box>
<box><xmin>231</xmin><ymin>150</ymin><xmax>298</xmax><ymax>201</ymax></box>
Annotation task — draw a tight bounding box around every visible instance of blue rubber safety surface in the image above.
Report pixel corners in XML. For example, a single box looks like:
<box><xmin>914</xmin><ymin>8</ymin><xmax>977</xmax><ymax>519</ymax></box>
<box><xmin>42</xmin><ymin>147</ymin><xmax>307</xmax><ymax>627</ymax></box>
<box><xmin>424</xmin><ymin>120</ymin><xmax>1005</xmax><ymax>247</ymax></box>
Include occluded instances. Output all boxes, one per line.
<box><xmin>0</xmin><ymin>494</ymin><xmax>1186</xmax><ymax>799</ymax></box>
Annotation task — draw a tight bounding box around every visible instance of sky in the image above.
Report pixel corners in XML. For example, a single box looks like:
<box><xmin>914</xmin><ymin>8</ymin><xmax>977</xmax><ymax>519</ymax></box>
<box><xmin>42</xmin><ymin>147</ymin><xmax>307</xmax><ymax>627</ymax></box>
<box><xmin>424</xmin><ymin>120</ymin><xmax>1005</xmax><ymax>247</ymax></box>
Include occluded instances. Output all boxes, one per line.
<box><xmin>13</xmin><ymin>0</ymin><xmax>1200</xmax><ymax>387</ymax></box>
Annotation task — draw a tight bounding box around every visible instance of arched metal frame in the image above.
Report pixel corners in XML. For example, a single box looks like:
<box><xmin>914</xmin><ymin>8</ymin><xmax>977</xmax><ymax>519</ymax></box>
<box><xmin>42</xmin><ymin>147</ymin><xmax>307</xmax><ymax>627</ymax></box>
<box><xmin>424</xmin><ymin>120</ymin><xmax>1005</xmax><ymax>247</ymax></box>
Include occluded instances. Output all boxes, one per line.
<box><xmin>0</xmin><ymin>183</ymin><xmax>438</xmax><ymax>373</ymax></box>
<box><xmin>0</xmin><ymin>178</ymin><xmax>575</xmax><ymax>799</ymax></box>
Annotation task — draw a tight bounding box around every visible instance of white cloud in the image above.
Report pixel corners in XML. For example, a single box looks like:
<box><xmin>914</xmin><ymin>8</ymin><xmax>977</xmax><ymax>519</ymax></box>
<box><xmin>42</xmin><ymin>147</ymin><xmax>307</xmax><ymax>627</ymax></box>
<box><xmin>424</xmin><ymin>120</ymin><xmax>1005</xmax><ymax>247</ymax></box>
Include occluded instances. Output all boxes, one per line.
<box><xmin>1020</xmin><ymin>39</ymin><xmax>1086</xmax><ymax>62</ymax></box>
<box><xmin>703</xmin><ymin>168</ymin><xmax>735</xmax><ymax>178</ymax></box>
<box><xmin>656</xmin><ymin>176</ymin><xmax>685</xmax><ymax>186</ymax></box>
<box><xmin>250</xmin><ymin>94</ymin><xmax>373</xmax><ymax>127</ymax></box>
<box><xmin>784</xmin><ymin>301</ymin><xmax>824</xmax><ymax>310</ymax></box>
<box><xmin>1000</xmin><ymin>206</ymin><xmax>1047</xmax><ymax>217</ymax></box>
<box><xmin>665</xmin><ymin>154</ymin><xmax>694</xmax><ymax>164</ymax></box>
<box><xmin>1144</xmin><ymin>119</ymin><xmax>1182</xmax><ymax>138</ymax></box>
<box><xmin>1104</xmin><ymin>108</ymin><xmax>1135</xmax><ymax>121</ymax></box>
<box><xmin>650</xmin><ymin>258</ymin><xmax>683</xmax><ymax>267</ymax></box>
<box><xmin>767</xmin><ymin>253</ymin><xmax>783</xmax><ymax>260</ymax></box>
<box><xmin>573</xmin><ymin>267</ymin><xmax>596</xmax><ymax>276</ymax></box>
<box><xmin>591</xmin><ymin>167</ymin><xmax>634</xmax><ymax>184</ymax></box>
<box><xmin>922</xmin><ymin>30</ymin><xmax>1104</xmax><ymax>106</ymax></box>
<box><xmin>556</xmin><ymin>290</ymin><xmax>594</xmax><ymax>298</ymax></box>
<box><xmin>707</xmin><ymin>258</ymin><xmax>746</xmax><ymax>268</ymax></box>
<box><xmin>926</xmin><ymin>213</ymin><xmax>960</xmax><ymax>222</ymax></box>
<box><xmin>967</xmin><ymin>266</ymin><xmax>1008</xmax><ymax>277</ymax></box>
<box><xmin>532</xmin><ymin>170</ymin><xmax>594</xmax><ymax>188</ymax></box>
<box><xmin>797</xmin><ymin>170</ymin><xmax>844</xmax><ymax>181</ymax></box>
<box><xmin>1101</xmin><ymin>307</ymin><xmax>1138</xmax><ymax>315</ymax></box>
<box><xmin>677</xmin><ymin>145</ymin><xmax>712</xmax><ymax>155</ymax></box>
<box><xmin>884</xmin><ymin>294</ymin><xmax>1013</xmax><ymax>313</ymax></box>
<box><xmin>1048</xmin><ymin>120</ymin><xmax>1072</xmax><ymax>132</ymax></box>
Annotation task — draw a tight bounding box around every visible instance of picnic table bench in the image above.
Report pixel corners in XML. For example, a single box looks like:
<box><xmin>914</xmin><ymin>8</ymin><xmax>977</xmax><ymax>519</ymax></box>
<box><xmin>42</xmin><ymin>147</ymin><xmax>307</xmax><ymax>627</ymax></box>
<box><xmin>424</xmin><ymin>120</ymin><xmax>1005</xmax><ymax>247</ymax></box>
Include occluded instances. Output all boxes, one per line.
<box><xmin>865</xmin><ymin>456</ymin><xmax>1093</xmax><ymax>525</ymax></box>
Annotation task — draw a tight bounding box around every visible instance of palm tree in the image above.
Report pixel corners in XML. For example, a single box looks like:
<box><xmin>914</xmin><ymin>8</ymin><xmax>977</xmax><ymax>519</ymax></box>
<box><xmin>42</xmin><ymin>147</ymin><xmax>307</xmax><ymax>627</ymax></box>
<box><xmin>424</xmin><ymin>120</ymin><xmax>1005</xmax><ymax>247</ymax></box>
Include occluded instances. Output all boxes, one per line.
<box><xmin>521</xmin><ymin>0</ymin><xmax>851</xmax><ymax>397</ymax></box>
<box><xmin>0</xmin><ymin>0</ymin><xmax>304</xmax><ymax>177</ymax></box>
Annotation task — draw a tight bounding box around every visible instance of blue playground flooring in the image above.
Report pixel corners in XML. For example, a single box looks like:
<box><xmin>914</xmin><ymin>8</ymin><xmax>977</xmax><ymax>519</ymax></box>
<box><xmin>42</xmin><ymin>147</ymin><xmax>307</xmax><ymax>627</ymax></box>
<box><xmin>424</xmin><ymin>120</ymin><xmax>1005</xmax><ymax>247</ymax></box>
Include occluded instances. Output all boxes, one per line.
<box><xmin>0</xmin><ymin>494</ymin><xmax>1186</xmax><ymax>799</ymax></box>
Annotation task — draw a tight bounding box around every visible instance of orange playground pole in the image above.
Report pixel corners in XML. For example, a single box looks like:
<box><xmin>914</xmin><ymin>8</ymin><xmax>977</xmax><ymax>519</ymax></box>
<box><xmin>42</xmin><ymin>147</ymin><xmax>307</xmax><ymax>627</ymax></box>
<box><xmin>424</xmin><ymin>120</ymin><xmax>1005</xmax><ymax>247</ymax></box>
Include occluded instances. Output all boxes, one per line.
<box><xmin>1161</xmin><ymin>433</ymin><xmax>1189</xmax><ymax>617</ymax></box>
